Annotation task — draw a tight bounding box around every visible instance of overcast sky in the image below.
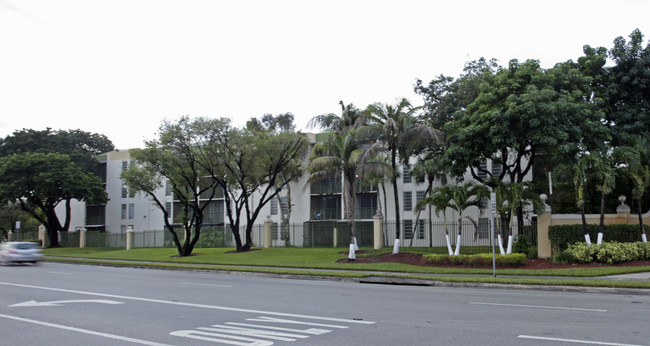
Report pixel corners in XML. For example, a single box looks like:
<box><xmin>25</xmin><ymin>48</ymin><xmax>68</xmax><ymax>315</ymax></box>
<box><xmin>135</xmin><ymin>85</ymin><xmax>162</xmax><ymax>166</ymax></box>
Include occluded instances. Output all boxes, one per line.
<box><xmin>1</xmin><ymin>0</ymin><xmax>649</xmax><ymax>149</ymax></box>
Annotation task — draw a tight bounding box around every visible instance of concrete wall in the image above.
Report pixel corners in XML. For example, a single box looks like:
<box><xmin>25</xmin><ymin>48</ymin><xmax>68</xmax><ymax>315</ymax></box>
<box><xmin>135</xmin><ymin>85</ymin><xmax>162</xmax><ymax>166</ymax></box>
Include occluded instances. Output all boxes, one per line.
<box><xmin>537</xmin><ymin>195</ymin><xmax>650</xmax><ymax>258</ymax></box>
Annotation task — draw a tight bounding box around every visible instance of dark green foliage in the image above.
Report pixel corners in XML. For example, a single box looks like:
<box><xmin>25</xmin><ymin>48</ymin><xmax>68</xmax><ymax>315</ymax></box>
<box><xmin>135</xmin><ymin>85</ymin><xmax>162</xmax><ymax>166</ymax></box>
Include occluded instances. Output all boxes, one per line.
<box><xmin>549</xmin><ymin>224</ymin><xmax>648</xmax><ymax>251</ymax></box>
<box><xmin>423</xmin><ymin>253</ymin><xmax>527</xmax><ymax>267</ymax></box>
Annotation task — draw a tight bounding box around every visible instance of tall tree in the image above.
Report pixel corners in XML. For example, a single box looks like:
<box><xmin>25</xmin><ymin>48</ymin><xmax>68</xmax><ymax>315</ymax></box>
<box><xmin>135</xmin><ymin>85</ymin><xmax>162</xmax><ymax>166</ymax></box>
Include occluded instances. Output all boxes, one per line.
<box><xmin>415</xmin><ymin>57</ymin><xmax>499</xmax><ymax>130</ymax></box>
<box><xmin>122</xmin><ymin>117</ymin><xmax>227</xmax><ymax>256</ymax></box>
<box><xmin>0</xmin><ymin>153</ymin><xmax>107</xmax><ymax>247</ymax></box>
<box><xmin>308</xmin><ymin>102</ymin><xmax>369</xmax><ymax>259</ymax></box>
<box><xmin>0</xmin><ymin>128</ymin><xmax>115</xmax><ymax>246</ymax></box>
<box><xmin>0</xmin><ymin>128</ymin><xmax>115</xmax><ymax>172</ymax></box>
<box><xmin>364</xmin><ymin>98</ymin><xmax>442</xmax><ymax>254</ymax></box>
<box><xmin>210</xmin><ymin>125</ymin><xmax>308</xmax><ymax>252</ymax></box>
<box><xmin>605</xmin><ymin>29</ymin><xmax>650</xmax><ymax>146</ymax></box>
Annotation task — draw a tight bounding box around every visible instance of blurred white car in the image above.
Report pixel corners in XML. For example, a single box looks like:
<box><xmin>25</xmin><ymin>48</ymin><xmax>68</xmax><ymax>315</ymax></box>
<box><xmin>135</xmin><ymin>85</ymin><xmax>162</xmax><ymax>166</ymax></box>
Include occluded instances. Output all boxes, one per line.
<box><xmin>0</xmin><ymin>242</ymin><xmax>43</xmax><ymax>265</ymax></box>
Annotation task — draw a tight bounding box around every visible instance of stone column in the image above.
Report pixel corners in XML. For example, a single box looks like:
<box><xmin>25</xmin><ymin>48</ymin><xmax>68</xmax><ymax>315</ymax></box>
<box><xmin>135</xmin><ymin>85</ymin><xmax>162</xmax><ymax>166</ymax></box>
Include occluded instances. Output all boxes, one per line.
<box><xmin>40</xmin><ymin>225</ymin><xmax>50</xmax><ymax>248</ymax></box>
<box><xmin>126</xmin><ymin>226</ymin><xmax>135</xmax><ymax>250</ymax></box>
<box><xmin>333</xmin><ymin>227</ymin><xmax>338</xmax><ymax>247</ymax></box>
<box><xmin>79</xmin><ymin>227</ymin><xmax>87</xmax><ymax>248</ymax></box>
<box><xmin>373</xmin><ymin>210</ymin><xmax>383</xmax><ymax>250</ymax></box>
<box><xmin>263</xmin><ymin>216</ymin><xmax>272</xmax><ymax>248</ymax></box>
<box><xmin>537</xmin><ymin>194</ymin><xmax>552</xmax><ymax>258</ymax></box>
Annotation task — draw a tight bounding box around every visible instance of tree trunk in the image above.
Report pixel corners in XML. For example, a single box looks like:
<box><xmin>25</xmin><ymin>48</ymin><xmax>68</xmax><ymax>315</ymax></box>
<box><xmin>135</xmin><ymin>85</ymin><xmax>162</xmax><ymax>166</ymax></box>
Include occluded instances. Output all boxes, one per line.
<box><xmin>599</xmin><ymin>192</ymin><xmax>606</xmax><ymax>235</ymax></box>
<box><xmin>637</xmin><ymin>199</ymin><xmax>647</xmax><ymax>241</ymax></box>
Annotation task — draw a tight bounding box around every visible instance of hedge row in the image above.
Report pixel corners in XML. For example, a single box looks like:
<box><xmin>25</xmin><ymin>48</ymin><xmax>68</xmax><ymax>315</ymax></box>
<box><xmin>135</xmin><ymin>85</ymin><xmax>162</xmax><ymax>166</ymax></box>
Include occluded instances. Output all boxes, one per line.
<box><xmin>561</xmin><ymin>241</ymin><xmax>650</xmax><ymax>264</ymax></box>
<box><xmin>548</xmin><ymin>224</ymin><xmax>647</xmax><ymax>251</ymax></box>
<box><xmin>423</xmin><ymin>253</ymin><xmax>527</xmax><ymax>267</ymax></box>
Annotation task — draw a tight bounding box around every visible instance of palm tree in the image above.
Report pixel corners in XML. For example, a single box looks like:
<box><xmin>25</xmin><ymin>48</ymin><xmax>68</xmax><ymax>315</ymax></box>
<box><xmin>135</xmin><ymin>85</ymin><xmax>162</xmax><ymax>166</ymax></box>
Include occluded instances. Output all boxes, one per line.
<box><xmin>421</xmin><ymin>188</ymin><xmax>454</xmax><ymax>255</ymax></box>
<box><xmin>493</xmin><ymin>181</ymin><xmax>543</xmax><ymax>254</ymax></box>
<box><xmin>620</xmin><ymin>141</ymin><xmax>649</xmax><ymax>242</ymax></box>
<box><xmin>308</xmin><ymin>102</ymin><xmax>369</xmax><ymax>260</ymax></box>
<box><xmin>557</xmin><ymin>152</ymin><xmax>604</xmax><ymax>246</ymax></box>
<box><xmin>364</xmin><ymin>98</ymin><xmax>443</xmax><ymax>254</ymax></box>
<box><xmin>422</xmin><ymin>182</ymin><xmax>489</xmax><ymax>255</ymax></box>
<box><xmin>410</xmin><ymin>154</ymin><xmax>448</xmax><ymax>247</ymax></box>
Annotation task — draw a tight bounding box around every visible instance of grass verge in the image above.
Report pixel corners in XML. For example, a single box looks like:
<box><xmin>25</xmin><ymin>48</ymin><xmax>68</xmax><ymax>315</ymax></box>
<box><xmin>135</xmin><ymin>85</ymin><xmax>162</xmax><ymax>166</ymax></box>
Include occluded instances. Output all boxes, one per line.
<box><xmin>42</xmin><ymin>247</ymin><xmax>650</xmax><ymax>289</ymax></box>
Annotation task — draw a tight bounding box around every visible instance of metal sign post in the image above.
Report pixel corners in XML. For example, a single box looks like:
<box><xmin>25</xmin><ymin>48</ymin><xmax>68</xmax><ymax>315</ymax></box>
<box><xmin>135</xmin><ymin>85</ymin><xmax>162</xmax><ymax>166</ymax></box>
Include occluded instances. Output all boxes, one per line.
<box><xmin>490</xmin><ymin>192</ymin><xmax>497</xmax><ymax>277</ymax></box>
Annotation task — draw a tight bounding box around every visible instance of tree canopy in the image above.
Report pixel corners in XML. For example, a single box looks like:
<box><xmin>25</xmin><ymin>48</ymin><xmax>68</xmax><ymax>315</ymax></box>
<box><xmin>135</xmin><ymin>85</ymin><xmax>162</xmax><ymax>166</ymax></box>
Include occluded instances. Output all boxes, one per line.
<box><xmin>0</xmin><ymin>153</ymin><xmax>107</xmax><ymax>247</ymax></box>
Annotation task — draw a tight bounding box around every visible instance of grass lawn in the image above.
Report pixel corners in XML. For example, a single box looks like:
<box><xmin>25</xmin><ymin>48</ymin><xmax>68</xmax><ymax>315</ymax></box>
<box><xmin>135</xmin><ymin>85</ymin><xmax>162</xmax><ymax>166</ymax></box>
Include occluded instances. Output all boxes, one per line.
<box><xmin>42</xmin><ymin>247</ymin><xmax>650</xmax><ymax>289</ymax></box>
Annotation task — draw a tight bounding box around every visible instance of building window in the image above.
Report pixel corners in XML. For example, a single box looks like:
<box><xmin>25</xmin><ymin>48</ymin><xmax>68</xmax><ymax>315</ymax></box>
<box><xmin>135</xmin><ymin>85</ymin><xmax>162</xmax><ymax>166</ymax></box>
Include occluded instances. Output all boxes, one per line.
<box><xmin>165</xmin><ymin>180</ymin><xmax>172</xmax><ymax>196</ymax></box>
<box><xmin>403</xmin><ymin>165</ymin><xmax>412</xmax><ymax>184</ymax></box>
<box><xmin>121</xmin><ymin>185</ymin><xmax>128</xmax><ymax>198</ymax></box>
<box><xmin>270</xmin><ymin>199</ymin><xmax>278</xmax><ymax>215</ymax></box>
<box><xmin>403</xmin><ymin>191</ymin><xmax>412</xmax><ymax>211</ymax></box>
<box><xmin>416</xmin><ymin>191</ymin><xmax>426</xmax><ymax>211</ymax></box>
<box><xmin>120</xmin><ymin>225</ymin><xmax>127</xmax><ymax>233</ymax></box>
<box><xmin>121</xmin><ymin>204</ymin><xmax>127</xmax><ymax>219</ymax></box>
<box><xmin>122</xmin><ymin>161</ymin><xmax>128</xmax><ymax>172</ymax></box>
<box><xmin>477</xmin><ymin>160</ymin><xmax>488</xmax><ymax>180</ymax></box>
<box><xmin>491</xmin><ymin>161</ymin><xmax>502</xmax><ymax>177</ymax></box>
<box><xmin>417</xmin><ymin>219</ymin><xmax>425</xmax><ymax>239</ymax></box>
<box><xmin>128</xmin><ymin>203</ymin><xmax>135</xmax><ymax>219</ymax></box>
<box><xmin>271</xmin><ymin>223</ymin><xmax>279</xmax><ymax>240</ymax></box>
<box><xmin>403</xmin><ymin>219</ymin><xmax>413</xmax><ymax>239</ymax></box>
<box><xmin>478</xmin><ymin>218</ymin><xmax>490</xmax><ymax>239</ymax></box>
<box><xmin>281</xmin><ymin>196</ymin><xmax>289</xmax><ymax>215</ymax></box>
<box><xmin>165</xmin><ymin>202</ymin><xmax>172</xmax><ymax>217</ymax></box>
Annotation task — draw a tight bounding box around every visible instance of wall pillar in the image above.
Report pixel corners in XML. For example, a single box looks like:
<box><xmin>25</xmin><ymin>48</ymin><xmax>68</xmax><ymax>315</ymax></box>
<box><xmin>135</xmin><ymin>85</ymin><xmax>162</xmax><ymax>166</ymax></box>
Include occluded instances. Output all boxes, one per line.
<box><xmin>333</xmin><ymin>227</ymin><xmax>338</xmax><ymax>247</ymax></box>
<box><xmin>126</xmin><ymin>226</ymin><xmax>134</xmax><ymax>250</ymax></box>
<box><xmin>263</xmin><ymin>217</ymin><xmax>272</xmax><ymax>248</ymax></box>
<box><xmin>537</xmin><ymin>194</ymin><xmax>552</xmax><ymax>258</ymax></box>
<box><xmin>79</xmin><ymin>227</ymin><xmax>87</xmax><ymax>248</ymax></box>
<box><xmin>40</xmin><ymin>225</ymin><xmax>50</xmax><ymax>248</ymax></box>
<box><xmin>373</xmin><ymin>210</ymin><xmax>383</xmax><ymax>250</ymax></box>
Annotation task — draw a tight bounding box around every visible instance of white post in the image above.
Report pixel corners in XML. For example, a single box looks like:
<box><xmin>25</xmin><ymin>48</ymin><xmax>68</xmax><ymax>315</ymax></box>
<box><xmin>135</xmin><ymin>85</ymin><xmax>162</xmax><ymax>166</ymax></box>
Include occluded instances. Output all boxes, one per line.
<box><xmin>126</xmin><ymin>226</ymin><xmax>134</xmax><ymax>250</ymax></box>
<box><xmin>373</xmin><ymin>211</ymin><xmax>383</xmax><ymax>250</ymax></box>
<box><xmin>79</xmin><ymin>227</ymin><xmax>87</xmax><ymax>248</ymax></box>
<box><xmin>263</xmin><ymin>217</ymin><xmax>272</xmax><ymax>248</ymax></box>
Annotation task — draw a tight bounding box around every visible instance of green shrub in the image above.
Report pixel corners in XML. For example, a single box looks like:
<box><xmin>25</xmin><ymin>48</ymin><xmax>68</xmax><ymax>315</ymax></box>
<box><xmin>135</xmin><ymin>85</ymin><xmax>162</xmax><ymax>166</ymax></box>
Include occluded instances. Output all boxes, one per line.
<box><xmin>563</xmin><ymin>241</ymin><xmax>650</xmax><ymax>264</ymax></box>
<box><xmin>423</xmin><ymin>253</ymin><xmax>526</xmax><ymax>267</ymax></box>
<box><xmin>552</xmin><ymin>250</ymin><xmax>575</xmax><ymax>264</ymax></box>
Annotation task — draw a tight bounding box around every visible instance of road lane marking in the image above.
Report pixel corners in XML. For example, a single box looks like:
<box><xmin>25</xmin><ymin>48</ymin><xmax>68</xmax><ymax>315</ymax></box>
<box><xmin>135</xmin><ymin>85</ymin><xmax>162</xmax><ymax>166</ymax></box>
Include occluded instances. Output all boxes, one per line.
<box><xmin>180</xmin><ymin>282</ymin><xmax>232</xmax><ymax>288</ymax></box>
<box><xmin>0</xmin><ymin>313</ymin><xmax>171</xmax><ymax>346</ymax></box>
<box><xmin>518</xmin><ymin>335</ymin><xmax>643</xmax><ymax>345</ymax></box>
<box><xmin>0</xmin><ymin>281</ymin><xmax>375</xmax><ymax>325</ymax></box>
<box><xmin>10</xmin><ymin>299</ymin><xmax>124</xmax><ymax>307</ymax></box>
<box><xmin>171</xmin><ymin>317</ymin><xmax>340</xmax><ymax>344</ymax></box>
<box><xmin>469</xmin><ymin>302</ymin><xmax>607</xmax><ymax>312</ymax></box>
<box><xmin>47</xmin><ymin>271</ymin><xmax>74</xmax><ymax>275</ymax></box>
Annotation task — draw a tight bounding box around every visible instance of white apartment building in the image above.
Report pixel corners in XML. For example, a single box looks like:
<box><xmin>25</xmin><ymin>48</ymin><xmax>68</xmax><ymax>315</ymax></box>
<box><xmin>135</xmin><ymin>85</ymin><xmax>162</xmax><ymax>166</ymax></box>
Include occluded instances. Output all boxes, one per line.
<box><xmin>59</xmin><ymin>139</ymin><xmax>528</xmax><ymax>248</ymax></box>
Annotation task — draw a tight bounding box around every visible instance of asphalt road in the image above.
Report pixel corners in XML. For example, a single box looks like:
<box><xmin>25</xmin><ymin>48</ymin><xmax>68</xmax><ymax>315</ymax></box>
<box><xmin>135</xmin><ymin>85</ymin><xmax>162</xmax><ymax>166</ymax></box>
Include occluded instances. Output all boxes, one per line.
<box><xmin>0</xmin><ymin>262</ymin><xmax>649</xmax><ymax>345</ymax></box>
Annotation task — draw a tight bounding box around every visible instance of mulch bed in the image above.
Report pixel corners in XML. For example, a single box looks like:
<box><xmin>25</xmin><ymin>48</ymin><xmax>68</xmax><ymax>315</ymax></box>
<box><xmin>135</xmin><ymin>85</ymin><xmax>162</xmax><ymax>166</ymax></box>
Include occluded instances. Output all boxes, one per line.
<box><xmin>338</xmin><ymin>251</ymin><xmax>650</xmax><ymax>269</ymax></box>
